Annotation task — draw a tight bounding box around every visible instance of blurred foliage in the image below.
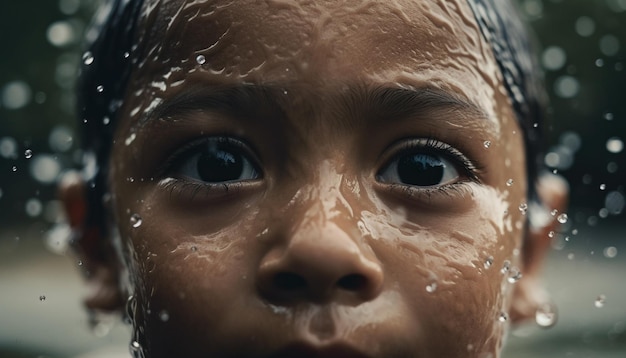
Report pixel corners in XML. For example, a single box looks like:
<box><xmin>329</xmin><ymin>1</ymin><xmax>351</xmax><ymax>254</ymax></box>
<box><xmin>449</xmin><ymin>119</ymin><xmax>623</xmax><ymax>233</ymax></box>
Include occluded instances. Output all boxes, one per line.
<box><xmin>0</xmin><ymin>0</ymin><xmax>624</xmax><ymax>236</ymax></box>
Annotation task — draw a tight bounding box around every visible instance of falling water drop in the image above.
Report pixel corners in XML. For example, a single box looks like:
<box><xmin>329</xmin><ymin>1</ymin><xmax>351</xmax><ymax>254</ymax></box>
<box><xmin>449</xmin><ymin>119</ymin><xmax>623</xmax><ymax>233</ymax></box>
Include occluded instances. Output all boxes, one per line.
<box><xmin>498</xmin><ymin>312</ymin><xmax>509</xmax><ymax>323</ymax></box>
<box><xmin>604</xmin><ymin>246</ymin><xmax>618</xmax><ymax>258</ymax></box>
<box><xmin>82</xmin><ymin>51</ymin><xmax>94</xmax><ymax>65</ymax></box>
<box><xmin>96</xmin><ymin>85</ymin><xmax>104</xmax><ymax>93</ymax></box>
<box><xmin>557</xmin><ymin>213</ymin><xmax>568</xmax><ymax>224</ymax></box>
<box><xmin>39</xmin><ymin>295</ymin><xmax>46</xmax><ymax>301</ymax></box>
<box><xmin>24</xmin><ymin>149</ymin><xmax>32</xmax><ymax>159</ymax></box>
<box><xmin>130</xmin><ymin>214</ymin><xmax>143</xmax><ymax>228</ymax></box>
<box><xmin>595</xmin><ymin>295</ymin><xmax>606</xmax><ymax>308</ymax></box>
<box><xmin>600</xmin><ymin>184</ymin><xmax>606</xmax><ymax>191</ymax></box>
<box><xmin>196</xmin><ymin>54</ymin><xmax>206</xmax><ymax>65</ymax></box>
<box><xmin>535</xmin><ymin>302</ymin><xmax>558</xmax><ymax>328</ymax></box>
<box><xmin>11</xmin><ymin>166</ymin><xmax>17</xmax><ymax>172</ymax></box>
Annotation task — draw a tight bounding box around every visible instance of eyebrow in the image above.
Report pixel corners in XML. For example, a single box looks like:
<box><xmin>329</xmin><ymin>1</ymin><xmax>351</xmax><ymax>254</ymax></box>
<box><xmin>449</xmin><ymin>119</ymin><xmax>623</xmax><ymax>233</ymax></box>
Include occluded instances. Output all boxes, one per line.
<box><xmin>138</xmin><ymin>83</ymin><xmax>491</xmax><ymax>131</ymax></box>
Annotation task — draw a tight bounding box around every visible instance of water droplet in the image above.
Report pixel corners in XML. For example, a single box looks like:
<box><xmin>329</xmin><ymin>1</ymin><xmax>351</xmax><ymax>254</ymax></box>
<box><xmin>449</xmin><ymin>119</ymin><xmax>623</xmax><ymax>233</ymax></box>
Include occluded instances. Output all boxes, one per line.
<box><xmin>572</xmin><ymin>229</ymin><xmax>579</xmax><ymax>235</ymax></box>
<box><xmin>557</xmin><ymin>213</ymin><xmax>568</xmax><ymax>224</ymax></box>
<box><xmin>500</xmin><ymin>260</ymin><xmax>511</xmax><ymax>274</ymax></box>
<box><xmin>567</xmin><ymin>253</ymin><xmax>575</xmax><ymax>260</ymax></box>
<box><xmin>77</xmin><ymin>260</ymin><xmax>83</xmax><ymax>266</ymax></box>
<box><xmin>425</xmin><ymin>282</ymin><xmax>437</xmax><ymax>293</ymax></box>
<box><xmin>82</xmin><ymin>51</ymin><xmax>94</xmax><ymax>65</ymax></box>
<box><xmin>518</xmin><ymin>203</ymin><xmax>528</xmax><ymax>215</ymax></box>
<box><xmin>498</xmin><ymin>312</ymin><xmax>509</xmax><ymax>322</ymax></box>
<box><xmin>159</xmin><ymin>310</ymin><xmax>170</xmax><ymax>322</ymax></box>
<box><xmin>506</xmin><ymin>179</ymin><xmax>514</xmax><ymax>186</ymax></box>
<box><xmin>548</xmin><ymin>231</ymin><xmax>555</xmax><ymax>238</ymax></box>
<box><xmin>550</xmin><ymin>209</ymin><xmax>558</xmax><ymax>216</ymax></box>
<box><xmin>483</xmin><ymin>140</ymin><xmax>491</xmax><ymax>148</ymax></box>
<box><xmin>604</xmin><ymin>112</ymin><xmax>614</xmax><ymax>121</ymax></box>
<box><xmin>196</xmin><ymin>54</ymin><xmax>206</xmax><ymax>65</ymax></box>
<box><xmin>96</xmin><ymin>85</ymin><xmax>104</xmax><ymax>93</ymax></box>
<box><xmin>24</xmin><ymin>149</ymin><xmax>33</xmax><ymax>159</ymax></box>
<box><xmin>39</xmin><ymin>295</ymin><xmax>46</xmax><ymax>301</ymax></box>
<box><xmin>11</xmin><ymin>166</ymin><xmax>17</xmax><ymax>172</ymax></box>
<box><xmin>606</xmin><ymin>137</ymin><xmax>623</xmax><ymax>154</ymax></box>
<box><xmin>484</xmin><ymin>256</ymin><xmax>494</xmax><ymax>269</ymax></box>
<box><xmin>103</xmin><ymin>116</ymin><xmax>110</xmax><ymax>125</ymax></box>
<box><xmin>124</xmin><ymin>51</ymin><xmax>130</xmax><ymax>59</ymax></box>
<box><xmin>191</xmin><ymin>246</ymin><xmax>198</xmax><ymax>252</ymax></box>
<box><xmin>600</xmin><ymin>184</ymin><xmax>606</xmax><ymax>190</ymax></box>
<box><xmin>130</xmin><ymin>214</ymin><xmax>142</xmax><ymax>228</ymax></box>
<box><xmin>507</xmin><ymin>268</ymin><xmax>523</xmax><ymax>283</ymax></box>
<box><xmin>595</xmin><ymin>294</ymin><xmax>606</xmax><ymax>308</ymax></box>
<box><xmin>125</xmin><ymin>133</ymin><xmax>137</xmax><ymax>146</ymax></box>
<box><xmin>535</xmin><ymin>302</ymin><xmax>558</xmax><ymax>328</ymax></box>
<box><xmin>604</xmin><ymin>246</ymin><xmax>618</xmax><ymax>258</ymax></box>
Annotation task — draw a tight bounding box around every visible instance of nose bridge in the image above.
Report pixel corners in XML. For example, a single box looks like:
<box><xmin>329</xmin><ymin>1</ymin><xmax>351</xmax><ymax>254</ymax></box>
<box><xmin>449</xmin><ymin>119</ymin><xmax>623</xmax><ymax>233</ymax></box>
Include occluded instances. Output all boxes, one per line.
<box><xmin>256</xmin><ymin>165</ymin><xmax>384</xmax><ymax>304</ymax></box>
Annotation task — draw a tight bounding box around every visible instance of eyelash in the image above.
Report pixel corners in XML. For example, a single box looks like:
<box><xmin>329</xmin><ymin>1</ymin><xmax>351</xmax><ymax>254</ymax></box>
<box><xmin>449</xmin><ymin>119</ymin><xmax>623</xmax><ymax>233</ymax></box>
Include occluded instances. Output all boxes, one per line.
<box><xmin>377</xmin><ymin>138</ymin><xmax>483</xmax><ymax>199</ymax></box>
<box><xmin>157</xmin><ymin>136</ymin><xmax>261</xmax><ymax>200</ymax></box>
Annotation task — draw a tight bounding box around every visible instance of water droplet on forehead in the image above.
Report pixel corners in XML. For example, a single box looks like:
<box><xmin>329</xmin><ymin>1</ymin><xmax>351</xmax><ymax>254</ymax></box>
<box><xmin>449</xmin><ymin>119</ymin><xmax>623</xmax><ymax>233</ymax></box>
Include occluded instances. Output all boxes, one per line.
<box><xmin>595</xmin><ymin>295</ymin><xmax>606</xmax><ymax>308</ymax></box>
<box><xmin>484</xmin><ymin>256</ymin><xmax>494</xmax><ymax>269</ymax></box>
<box><xmin>130</xmin><ymin>214</ymin><xmax>143</xmax><ymax>228</ymax></box>
<box><xmin>82</xmin><ymin>51</ymin><xmax>94</xmax><ymax>65</ymax></box>
<box><xmin>196</xmin><ymin>54</ymin><xmax>206</xmax><ymax>65</ymax></box>
<box><xmin>557</xmin><ymin>213</ymin><xmax>568</xmax><ymax>224</ymax></box>
<box><xmin>483</xmin><ymin>140</ymin><xmax>491</xmax><ymax>148</ymax></box>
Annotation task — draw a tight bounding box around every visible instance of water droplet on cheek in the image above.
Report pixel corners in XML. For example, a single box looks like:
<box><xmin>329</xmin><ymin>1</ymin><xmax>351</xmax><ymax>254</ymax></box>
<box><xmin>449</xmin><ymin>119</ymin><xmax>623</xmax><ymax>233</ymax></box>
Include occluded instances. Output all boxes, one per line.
<box><xmin>130</xmin><ymin>214</ymin><xmax>142</xmax><ymax>228</ymax></box>
<box><xmin>506</xmin><ymin>179</ymin><xmax>514</xmax><ymax>186</ymax></box>
<box><xmin>425</xmin><ymin>282</ymin><xmax>437</xmax><ymax>293</ymax></box>
<box><xmin>483</xmin><ymin>140</ymin><xmax>491</xmax><ymax>148</ymax></box>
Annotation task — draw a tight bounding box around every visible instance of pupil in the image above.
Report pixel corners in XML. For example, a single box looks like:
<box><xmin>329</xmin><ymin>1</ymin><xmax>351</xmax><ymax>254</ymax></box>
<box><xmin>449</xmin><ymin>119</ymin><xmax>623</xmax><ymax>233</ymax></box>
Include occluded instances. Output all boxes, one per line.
<box><xmin>197</xmin><ymin>144</ymin><xmax>243</xmax><ymax>182</ymax></box>
<box><xmin>397</xmin><ymin>154</ymin><xmax>444</xmax><ymax>186</ymax></box>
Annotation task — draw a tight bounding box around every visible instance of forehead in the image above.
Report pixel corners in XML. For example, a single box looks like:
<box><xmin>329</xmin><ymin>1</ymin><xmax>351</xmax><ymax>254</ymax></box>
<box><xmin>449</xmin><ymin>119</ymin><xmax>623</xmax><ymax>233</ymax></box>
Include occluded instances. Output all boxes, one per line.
<box><xmin>129</xmin><ymin>0</ymin><xmax>506</xmax><ymax>130</ymax></box>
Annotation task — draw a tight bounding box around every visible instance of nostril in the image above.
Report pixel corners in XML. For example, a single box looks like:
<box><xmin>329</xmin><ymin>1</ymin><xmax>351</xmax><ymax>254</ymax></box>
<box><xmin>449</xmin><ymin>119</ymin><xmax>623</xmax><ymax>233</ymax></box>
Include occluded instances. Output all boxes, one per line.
<box><xmin>337</xmin><ymin>273</ymin><xmax>367</xmax><ymax>291</ymax></box>
<box><xmin>274</xmin><ymin>272</ymin><xmax>307</xmax><ymax>290</ymax></box>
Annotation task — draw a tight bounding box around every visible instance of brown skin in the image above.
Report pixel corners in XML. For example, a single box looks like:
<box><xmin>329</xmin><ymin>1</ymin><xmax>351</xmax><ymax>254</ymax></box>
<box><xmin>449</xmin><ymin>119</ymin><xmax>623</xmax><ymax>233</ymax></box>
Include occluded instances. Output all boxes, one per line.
<box><xmin>60</xmin><ymin>0</ymin><xmax>568</xmax><ymax>357</ymax></box>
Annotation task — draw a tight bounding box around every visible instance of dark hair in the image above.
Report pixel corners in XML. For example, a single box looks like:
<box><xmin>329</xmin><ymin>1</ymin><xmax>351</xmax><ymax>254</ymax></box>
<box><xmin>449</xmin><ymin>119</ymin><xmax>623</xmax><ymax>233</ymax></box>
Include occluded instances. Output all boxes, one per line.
<box><xmin>77</xmin><ymin>0</ymin><xmax>546</xmax><ymax>231</ymax></box>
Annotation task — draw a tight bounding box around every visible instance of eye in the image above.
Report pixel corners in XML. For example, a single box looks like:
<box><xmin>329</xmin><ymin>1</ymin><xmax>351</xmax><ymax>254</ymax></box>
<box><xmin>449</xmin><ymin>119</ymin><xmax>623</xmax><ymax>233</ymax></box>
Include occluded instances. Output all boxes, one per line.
<box><xmin>376</xmin><ymin>139</ymin><xmax>476</xmax><ymax>188</ymax></box>
<box><xmin>168</xmin><ymin>137</ymin><xmax>260</xmax><ymax>184</ymax></box>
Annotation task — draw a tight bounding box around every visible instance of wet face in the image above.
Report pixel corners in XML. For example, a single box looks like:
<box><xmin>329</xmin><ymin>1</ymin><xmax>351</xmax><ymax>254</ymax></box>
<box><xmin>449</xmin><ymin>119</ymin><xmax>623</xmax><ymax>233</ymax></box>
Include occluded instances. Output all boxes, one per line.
<box><xmin>109</xmin><ymin>0</ymin><xmax>528</xmax><ymax>357</ymax></box>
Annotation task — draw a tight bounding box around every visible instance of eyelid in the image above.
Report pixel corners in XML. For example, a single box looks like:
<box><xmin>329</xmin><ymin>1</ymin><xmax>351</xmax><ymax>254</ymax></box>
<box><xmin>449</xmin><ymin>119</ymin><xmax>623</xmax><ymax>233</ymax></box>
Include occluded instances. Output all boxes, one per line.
<box><xmin>157</xmin><ymin>136</ymin><xmax>263</xmax><ymax>180</ymax></box>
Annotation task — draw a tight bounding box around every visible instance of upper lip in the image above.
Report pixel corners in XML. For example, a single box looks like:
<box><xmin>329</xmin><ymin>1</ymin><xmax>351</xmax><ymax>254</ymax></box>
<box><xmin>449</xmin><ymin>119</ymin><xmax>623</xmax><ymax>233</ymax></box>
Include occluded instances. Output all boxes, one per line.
<box><xmin>267</xmin><ymin>341</ymin><xmax>373</xmax><ymax>358</ymax></box>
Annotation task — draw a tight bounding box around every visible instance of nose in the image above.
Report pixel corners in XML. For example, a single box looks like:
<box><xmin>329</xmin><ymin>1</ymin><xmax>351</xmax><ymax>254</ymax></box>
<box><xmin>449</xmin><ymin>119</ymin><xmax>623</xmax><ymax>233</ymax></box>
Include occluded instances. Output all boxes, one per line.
<box><xmin>256</xmin><ymin>211</ymin><xmax>384</xmax><ymax>305</ymax></box>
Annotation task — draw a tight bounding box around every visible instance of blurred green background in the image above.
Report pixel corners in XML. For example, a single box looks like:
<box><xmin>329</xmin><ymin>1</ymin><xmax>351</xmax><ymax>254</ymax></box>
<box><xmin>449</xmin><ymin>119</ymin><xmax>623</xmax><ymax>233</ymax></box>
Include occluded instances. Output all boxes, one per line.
<box><xmin>0</xmin><ymin>0</ymin><xmax>625</xmax><ymax>357</ymax></box>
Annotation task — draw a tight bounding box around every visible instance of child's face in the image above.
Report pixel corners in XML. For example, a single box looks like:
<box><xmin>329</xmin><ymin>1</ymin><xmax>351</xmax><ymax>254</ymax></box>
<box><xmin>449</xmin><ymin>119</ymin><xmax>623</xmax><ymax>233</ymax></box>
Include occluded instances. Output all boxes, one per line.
<box><xmin>109</xmin><ymin>0</ymin><xmax>528</xmax><ymax>356</ymax></box>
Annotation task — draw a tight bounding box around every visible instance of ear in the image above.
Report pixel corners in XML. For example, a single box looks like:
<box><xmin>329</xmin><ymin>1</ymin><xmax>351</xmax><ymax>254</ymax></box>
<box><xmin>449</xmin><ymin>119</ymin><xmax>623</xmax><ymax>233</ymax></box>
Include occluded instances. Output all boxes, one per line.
<box><xmin>510</xmin><ymin>173</ymin><xmax>569</xmax><ymax>324</ymax></box>
<box><xmin>58</xmin><ymin>171</ymin><xmax>124</xmax><ymax>312</ymax></box>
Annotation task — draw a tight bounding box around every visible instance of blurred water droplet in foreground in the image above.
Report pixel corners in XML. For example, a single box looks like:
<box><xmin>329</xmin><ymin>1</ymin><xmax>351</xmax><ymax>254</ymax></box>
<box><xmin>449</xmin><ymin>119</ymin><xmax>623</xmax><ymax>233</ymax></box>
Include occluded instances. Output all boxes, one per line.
<box><xmin>599</xmin><ymin>34</ymin><xmax>620</xmax><ymax>57</ymax></box>
<box><xmin>159</xmin><ymin>310</ymin><xmax>170</xmax><ymax>322</ymax></box>
<box><xmin>130</xmin><ymin>214</ymin><xmax>143</xmax><ymax>228</ymax></box>
<box><xmin>554</xmin><ymin>76</ymin><xmax>580</xmax><ymax>98</ymax></box>
<box><xmin>603</xmin><ymin>246</ymin><xmax>618</xmax><ymax>258</ymax></box>
<box><xmin>595</xmin><ymin>295</ymin><xmax>606</xmax><ymax>308</ymax></box>
<box><xmin>1</xmin><ymin>80</ymin><xmax>32</xmax><ymax>110</ymax></box>
<box><xmin>535</xmin><ymin>302</ymin><xmax>558</xmax><ymax>328</ymax></box>
<box><xmin>49</xmin><ymin>125</ymin><xmax>74</xmax><ymax>152</ymax></box>
<box><xmin>575</xmin><ymin>16</ymin><xmax>595</xmax><ymax>37</ymax></box>
<box><xmin>605</xmin><ymin>191</ymin><xmax>625</xmax><ymax>215</ymax></box>
<box><xmin>557</xmin><ymin>213</ymin><xmax>568</xmax><ymax>224</ymax></box>
<box><xmin>542</xmin><ymin>46</ymin><xmax>567</xmax><ymax>71</ymax></box>
<box><xmin>30</xmin><ymin>154</ymin><xmax>61</xmax><ymax>184</ymax></box>
<box><xmin>606</xmin><ymin>137</ymin><xmax>623</xmax><ymax>154</ymax></box>
<box><xmin>0</xmin><ymin>137</ymin><xmax>18</xmax><ymax>158</ymax></box>
<box><xmin>47</xmin><ymin>20</ymin><xmax>75</xmax><ymax>47</ymax></box>
<box><xmin>25</xmin><ymin>198</ymin><xmax>43</xmax><ymax>217</ymax></box>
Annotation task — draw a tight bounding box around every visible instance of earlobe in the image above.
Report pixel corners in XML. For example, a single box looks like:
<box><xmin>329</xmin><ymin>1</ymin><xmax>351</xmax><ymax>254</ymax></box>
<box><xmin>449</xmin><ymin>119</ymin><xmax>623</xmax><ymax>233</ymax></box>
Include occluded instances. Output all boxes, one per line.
<box><xmin>58</xmin><ymin>171</ymin><xmax>124</xmax><ymax>312</ymax></box>
<box><xmin>510</xmin><ymin>173</ymin><xmax>569</xmax><ymax>324</ymax></box>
